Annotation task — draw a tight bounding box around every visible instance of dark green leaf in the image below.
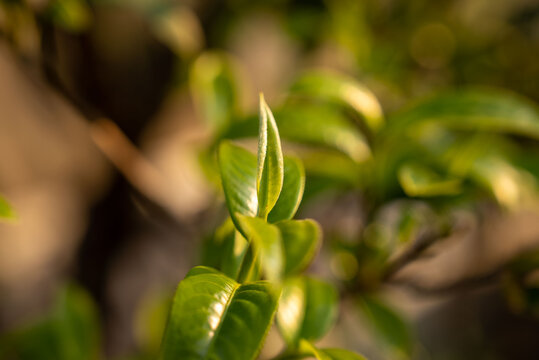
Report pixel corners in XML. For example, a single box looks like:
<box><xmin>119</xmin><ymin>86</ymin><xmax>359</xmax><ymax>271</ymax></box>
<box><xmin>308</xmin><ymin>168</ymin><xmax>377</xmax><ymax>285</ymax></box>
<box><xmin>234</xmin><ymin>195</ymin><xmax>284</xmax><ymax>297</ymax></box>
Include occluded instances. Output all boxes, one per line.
<box><xmin>161</xmin><ymin>266</ymin><xmax>280</xmax><ymax>360</ymax></box>
<box><xmin>357</xmin><ymin>295</ymin><xmax>412</xmax><ymax>357</ymax></box>
<box><xmin>257</xmin><ymin>95</ymin><xmax>285</xmax><ymax>219</ymax></box>
<box><xmin>277</xmin><ymin>220</ymin><xmax>321</xmax><ymax>276</ymax></box>
<box><xmin>236</xmin><ymin>214</ymin><xmax>283</xmax><ymax>281</ymax></box>
<box><xmin>289</xmin><ymin>71</ymin><xmax>384</xmax><ymax>133</ymax></box>
<box><xmin>268</xmin><ymin>157</ymin><xmax>305</xmax><ymax>223</ymax></box>
<box><xmin>277</xmin><ymin>277</ymin><xmax>338</xmax><ymax>347</ymax></box>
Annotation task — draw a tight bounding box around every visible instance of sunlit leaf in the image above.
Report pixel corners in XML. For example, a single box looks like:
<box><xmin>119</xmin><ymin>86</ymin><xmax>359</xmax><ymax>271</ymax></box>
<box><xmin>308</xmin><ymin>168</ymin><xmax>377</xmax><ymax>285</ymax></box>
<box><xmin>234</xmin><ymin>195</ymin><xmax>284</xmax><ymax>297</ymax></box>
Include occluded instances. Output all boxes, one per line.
<box><xmin>161</xmin><ymin>266</ymin><xmax>280</xmax><ymax>360</ymax></box>
<box><xmin>269</xmin><ymin>157</ymin><xmax>305</xmax><ymax>223</ymax></box>
<box><xmin>357</xmin><ymin>295</ymin><xmax>412</xmax><ymax>358</ymax></box>
<box><xmin>277</xmin><ymin>219</ymin><xmax>321</xmax><ymax>276</ymax></box>
<box><xmin>236</xmin><ymin>214</ymin><xmax>283</xmax><ymax>281</ymax></box>
<box><xmin>277</xmin><ymin>277</ymin><xmax>338</xmax><ymax>347</ymax></box>
<box><xmin>0</xmin><ymin>194</ymin><xmax>16</xmax><ymax>220</ymax></box>
<box><xmin>218</xmin><ymin>141</ymin><xmax>258</xmax><ymax>228</ymax></box>
<box><xmin>289</xmin><ymin>71</ymin><xmax>384</xmax><ymax>133</ymax></box>
<box><xmin>397</xmin><ymin>162</ymin><xmax>462</xmax><ymax>197</ymax></box>
<box><xmin>257</xmin><ymin>95</ymin><xmax>284</xmax><ymax>219</ymax></box>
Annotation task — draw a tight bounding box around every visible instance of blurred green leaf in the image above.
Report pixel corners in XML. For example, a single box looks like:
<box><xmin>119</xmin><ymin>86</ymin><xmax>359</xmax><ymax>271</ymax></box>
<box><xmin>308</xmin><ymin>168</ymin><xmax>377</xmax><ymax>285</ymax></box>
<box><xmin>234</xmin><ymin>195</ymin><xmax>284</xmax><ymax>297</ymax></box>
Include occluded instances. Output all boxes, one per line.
<box><xmin>0</xmin><ymin>194</ymin><xmax>16</xmax><ymax>220</ymax></box>
<box><xmin>277</xmin><ymin>277</ymin><xmax>338</xmax><ymax>347</ymax></box>
<box><xmin>277</xmin><ymin>219</ymin><xmax>321</xmax><ymax>277</ymax></box>
<box><xmin>392</xmin><ymin>88</ymin><xmax>539</xmax><ymax>139</ymax></box>
<box><xmin>190</xmin><ymin>52</ymin><xmax>242</xmax><ymax>131</ymax></box>
<box><xmin>397</xmin><ymin>162</ymin><xmax>462</xmax><ymax>197</ymax></box>
<box><xmin>161</xmin><ymin>266</ymin><xmax>280</xmax><ymax>360</ymax></box>
<box><xmin>357</xmin><ymin>295</ymin><xmax>412</xmax><ymax>358</ymax></box>
<box><xmin>268</xmin><ymin>157</ymin><xmax>305</xmax><ymax>223</ymax></box>
<box><xmin>288</xmin><ymin>339</ymin><xmax>367</xmax><ymax>360</ymax></box>
<box><xmin>257</xmin><ymin>95</ymin><xmax>285</xmax><ymax>219</ymax></box>
<box><xmin>276</xmin><ymin>104</ymin><xmax>371</xmax><ymax>162</ymax></box>
<box><xmin>44</xmin><ymin>0</ymin><xmax>92</xmax><ymax>32</ymax></box>
<box><xmin>152</xmin><ymin>6</ymin><xmax>203</xmax><ymax>58</ymax></box>
<box><xmin>0</xmin><ymin>284</ymin><xmax>100</xmax><ymax>360</ymax></box>
<box><xmin>218</xmin><ymin>141</ymin><xmax>258</xmax><ymax>228</ymax></box>
<box><xmin>236</xmin><ymin>214</ymin><xmax>283</xmax><ymax>282</ymax></box>
<box><xmin>289</xmin><ymin>71</ymin><xmax>384</xmax><ymax>133</ymax></box>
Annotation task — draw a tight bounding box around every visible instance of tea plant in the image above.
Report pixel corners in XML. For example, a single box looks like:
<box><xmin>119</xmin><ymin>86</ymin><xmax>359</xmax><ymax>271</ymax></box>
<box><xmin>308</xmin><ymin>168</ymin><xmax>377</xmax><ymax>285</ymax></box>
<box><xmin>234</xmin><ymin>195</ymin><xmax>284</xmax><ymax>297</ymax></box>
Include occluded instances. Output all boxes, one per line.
<box><xmin>159</xmin><ymin>95</ymin><xmax>364</xmax><ymax>360</ymax></box>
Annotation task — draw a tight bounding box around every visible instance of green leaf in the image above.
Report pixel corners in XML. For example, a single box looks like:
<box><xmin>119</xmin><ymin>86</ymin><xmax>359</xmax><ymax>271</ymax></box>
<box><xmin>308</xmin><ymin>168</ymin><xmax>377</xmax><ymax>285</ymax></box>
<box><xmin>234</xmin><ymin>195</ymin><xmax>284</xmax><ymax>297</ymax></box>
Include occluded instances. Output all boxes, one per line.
<box><xmin>277</xmin><ymin>277</ymin><xmax>338</xmax><ymax>347</ymax></box>
<box><xmin>257</xmin><ymin>94</ymin><xmax>285</xmax><ymax>219</ymax></box>
<box><xmin>289</xmin><ymin>71</ymin><xmax>384</xmax><ymax>133</ymax></box>
<box><xmin>0</xmin><ymin>284</ymin><xmax>100</xmax><ymax>360</ymax></box>
<box><xmin>190</xmin><ymin>52</ymin><xmax>242</xmax><ymax>130</ymax></box>
<box><xmin>218</xmin><ymin>141</ymin><xmax>258</xmax><ymax>228</ymax></box>
<box><xmin>277</xmin><ymin>220</ymin><xmax>321</xmax><ymax>277</ymax></box>
<box><xmin>200</xmin><ymin>218</ymin><xmax>249</xmax><ymax>280</ymax></box>
<box><xmin>357</xmin><ymin>295</ymin><xmax>412</xmax><ymax>358</ymax></box>
<box><xmin>319</xmin><ymin>348</ymin><xmax>367</xmax><ymax>360</ymax></box>
<box><xmin>392</xmin><ymin>88</ymin><xmax>539</xmax><ymax>139</ymax></box>
<box><xmin>268</xmin><ymin>157</ymin><xmax>305</xmax><ymax>223</ymax></box>
<box><xmin>276</xmin><ymin>104</ymin><xmax>371</xmax><ymax>162</ymax></box>
<box><xmin>236</xmin><ymin>214</ymin><xmax>283</xmax><ymax>282</ymax></box>
<box><xmin>0</xmin><ymin>194</ymin><xmax>16</xmax><ymax>220</ymax></box>
<box><xmin>289</xmin><ymin>340</ymin><xmax>367</xmax><ymax>360</ymax></box>
<box><xmin>161</xmin><ymin>266</ymin><xmax>281</xmax><ymax>360</ymax></box>
<box><xmin>397</xmin><ymin>162</ymin><xmax>462</xmax><ymax>197</ymax></box>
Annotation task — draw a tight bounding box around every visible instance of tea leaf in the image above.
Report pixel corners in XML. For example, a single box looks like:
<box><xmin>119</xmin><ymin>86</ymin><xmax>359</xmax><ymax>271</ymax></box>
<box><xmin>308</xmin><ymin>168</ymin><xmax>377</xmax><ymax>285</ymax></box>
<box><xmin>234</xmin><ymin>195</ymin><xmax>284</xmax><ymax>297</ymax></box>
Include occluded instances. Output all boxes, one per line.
<box><xmin>257</xmin><ymin>94</ymin><xmax>285</xmax><ymax>219</ymax></box>
<box><xmin>277</xmin><ymin>219</ymin><xmax>321</xmax><ymax>277</ymax></box>
<box><xmin>268</xmin><ymin>157</ymin><xmax>305</xmax><ymax>223</ymax></box>
<box><xmin>161</xmin><ymin>266</ymin><xmax>280</xmax><ymax>360</ymax></box>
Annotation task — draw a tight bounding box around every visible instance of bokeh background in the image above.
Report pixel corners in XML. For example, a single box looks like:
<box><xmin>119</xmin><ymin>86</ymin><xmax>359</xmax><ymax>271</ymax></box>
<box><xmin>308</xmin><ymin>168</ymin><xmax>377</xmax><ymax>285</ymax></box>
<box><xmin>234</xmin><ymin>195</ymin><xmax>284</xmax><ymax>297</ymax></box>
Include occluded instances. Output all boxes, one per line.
<box><xmin>1</xmin><ymin>0</ymin><xmax>539</xmax><ymax>359</ymax></box>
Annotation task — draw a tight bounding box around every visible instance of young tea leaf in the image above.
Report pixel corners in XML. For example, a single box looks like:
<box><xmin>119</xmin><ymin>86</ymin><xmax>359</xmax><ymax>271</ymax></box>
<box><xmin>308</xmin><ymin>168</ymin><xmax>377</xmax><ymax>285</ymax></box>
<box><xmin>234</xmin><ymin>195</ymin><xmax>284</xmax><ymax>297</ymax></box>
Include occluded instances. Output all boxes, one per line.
<box><xmin>257</xmin><ymin>94</ymin><xmax>284</xmax><ymax>219</ymax></box>
<box><xmin>268</xmin><ymin>157</ymin><xmax>306</xmax><ymax>223</ymax></box>
<box><xmin>218</xmin><ymin>141</ymin><xmax>258</xmax><ymax>228</ymax></box>
<box><xmin>294</xmin><ymin>340</ymin><xmax>367</xmax><ymax>360</ymax></box>
<box><xmin>277</xmin><ymin>219</ymin><xmax>321</xmax><ymax>277</ymax></box>
<box><xmin>236</xmin><ymin>214</ymin><xmax>283</xmax><ymax>282</ymax></box>
<box><xmin>161</xmin><ymin>266</ymin><xmax>281</xmax><ymax>360</ymax></box>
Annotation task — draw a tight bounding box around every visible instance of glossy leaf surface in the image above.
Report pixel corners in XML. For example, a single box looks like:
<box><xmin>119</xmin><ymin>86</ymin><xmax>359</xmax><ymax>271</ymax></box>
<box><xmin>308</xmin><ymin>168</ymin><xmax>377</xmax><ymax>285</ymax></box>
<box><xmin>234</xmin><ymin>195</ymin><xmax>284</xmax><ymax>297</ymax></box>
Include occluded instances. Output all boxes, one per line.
<box><xmin>218</xmin><ymin>141</ymin><xmax>258</xmax><ymax>228</ymax></box>
<box><xmin>257</xmin><ymin>95</ymin><xmax>285</xmax><ymax>219</ymax></box>
<box><xmin>161</xmin><ymin>266</ymin><xmax>280</xmax><ymax>360</ymax></box>
<box><xmin>268</xmin><ymin>157</ymin><xmax>305</xmax><ymax>223</ymax></box>
<box><xmin>236</xmin><ymin>214</ymin><xmax>283</xmax><ymax>281</ymax></box>
<box><xmin>277</xmin><ymin>277</ymin><xmax>338</xmax><ymax>346</ymax></box>
<box><xmin>277</xmin><ymin>219</ymin><xmax>321</xmax><ymax>276</ymax></box>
